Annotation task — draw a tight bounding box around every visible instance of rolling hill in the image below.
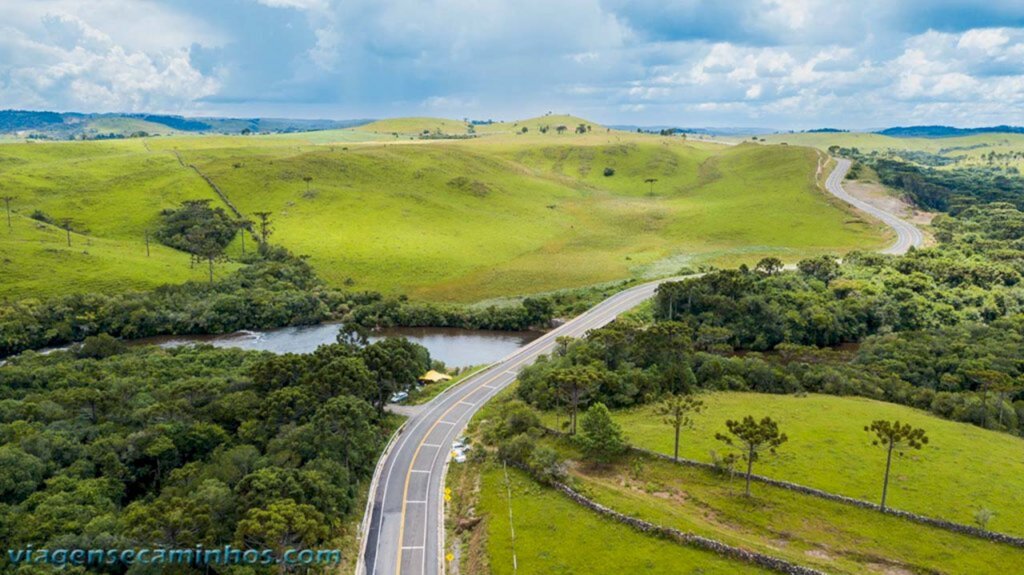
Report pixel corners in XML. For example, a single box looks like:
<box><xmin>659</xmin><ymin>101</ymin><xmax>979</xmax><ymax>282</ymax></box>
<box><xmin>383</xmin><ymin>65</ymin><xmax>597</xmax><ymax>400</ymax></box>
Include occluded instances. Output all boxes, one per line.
<box><xmin>0</xmin><ymin>118</ymin><xmax>889</xmax><ymax>302</ymax></box>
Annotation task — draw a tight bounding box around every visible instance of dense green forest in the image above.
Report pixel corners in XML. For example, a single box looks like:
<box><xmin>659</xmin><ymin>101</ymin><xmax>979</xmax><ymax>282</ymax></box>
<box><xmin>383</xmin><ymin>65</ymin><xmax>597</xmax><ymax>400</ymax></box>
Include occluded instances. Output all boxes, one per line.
<box><xmin>518</xmin><ymin>205</ymin><xmax>1024</xmax><ymax>434</ymax></box>
<box><xmin>837</xmin><ymin>147</ymin><xmax>1024</xmax><ymax>213</ymax></box>
<box><xmin>0</xmin><ymin>335</ymin><xmax>430</xmax><ymax>573</ymax></box>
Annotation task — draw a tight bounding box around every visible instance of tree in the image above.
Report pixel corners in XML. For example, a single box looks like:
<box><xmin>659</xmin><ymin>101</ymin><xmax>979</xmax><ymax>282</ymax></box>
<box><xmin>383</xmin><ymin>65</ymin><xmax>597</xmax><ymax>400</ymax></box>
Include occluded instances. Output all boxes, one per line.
<box><xmin>865</xmin><ymin>420</ymin><xmax>928</xmax><ymax>510</ymax></box>
<box><xmin>311</xmin><ymin>396</ymin><xmax>380</xmax><ymax>475</ymax></box>
<box><xmin>964</xmin><ymin>369</ymin><xmax>1014</xmax><ymax>428</ymax></box>
<box><xmin>755</xmin><ymin>257</ymin><xmax>784</xmax><ymax>276</ymax></box>
<box><xmin>185</xmin><ymin>225</ymin><xmax>229</xmax><ymax>283</ymax></box>
<box><xmin>253</xmin><ymin>211</ymin><xmax>273</xmax><ymax>245</ymax></box>
<box><xmin>655</xmin><ymin>394</ymin><xmax>704</xmax><ymax>461</ymax></box>
<box><xmin>235</xmin><ymin>498</ymin><xmax>329</xmax><ymax>562</ymax></box>
<box><xmin>155</xmin><ymin>200</ymin><xmax>236</xmax><ymax>255</ymax></box>
<box><xmin>797</xmin><ymin>255</ymin><xmax>840</xmax><ymax>284</ymax></box>
<box><xmin>644</xmin><ymin>177</ymin><xmax>658</xmax><ymax>196</ymax></box>
<box><xmin>302</xmin><ymin>175</ymin><xmax>313</xmax><ymax>193</ymax></box>
<box><xmin>2</xmin><ymin>195</ymin><xmax>13</xmax><ymax>231</ymax></box>
<box><xmin>579</xmin><ymin>403</ymin><xmax>626</xmax><ymax>463</ymax></box>
<box><xmin>716</xmin><ymin>416</ymin><xmax>788</xmax><ymax>496</ymax></box>
<box><xmin>0</xmin><ymin>445</ymin><xmax>45</xmax><ymax>503</ymax></box>
<box><xmin>237</xmin><ymin>218</ymin><xmax>253</xmax><ymax>255</ymax></box>
<box><xmin>60</xmin><ymin>218</ymin><xmax>73</xmax><ymax>246</ymax></box>
<box><xmin>361</xmin><ymin>338</ymin><xmax>431</xmax><ymax>414</ymax></box>
<box><xmin>555</xmin><ymin>125</ymin><xmax>567</xmax><ymax>134</ymax></box>
<box><xmin>550</xmin><ymin>364</ymin><xmax>600</xmax><ymax>434</ymax></box>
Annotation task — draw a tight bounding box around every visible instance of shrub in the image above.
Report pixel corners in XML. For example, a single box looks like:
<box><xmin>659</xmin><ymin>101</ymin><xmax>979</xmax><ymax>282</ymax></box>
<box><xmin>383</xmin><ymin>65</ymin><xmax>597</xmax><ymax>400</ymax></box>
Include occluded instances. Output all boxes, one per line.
<box><xmin>579</xmin><ymin>403</ymin><xmax>626</xmax><ymax>463</ymax></box>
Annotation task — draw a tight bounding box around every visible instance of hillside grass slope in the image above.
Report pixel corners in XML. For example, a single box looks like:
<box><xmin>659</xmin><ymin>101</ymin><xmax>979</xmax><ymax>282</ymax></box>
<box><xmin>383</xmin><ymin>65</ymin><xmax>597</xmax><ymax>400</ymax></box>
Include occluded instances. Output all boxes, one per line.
<box><xmin>556</xmin><ymin>392</ymin><xmax>1024</xmax><ymax>535</ymax></box>
<box><xmin>1</xmin><ymin>121</ymin><xmax>887</xmax><ymax>301</ymax></box>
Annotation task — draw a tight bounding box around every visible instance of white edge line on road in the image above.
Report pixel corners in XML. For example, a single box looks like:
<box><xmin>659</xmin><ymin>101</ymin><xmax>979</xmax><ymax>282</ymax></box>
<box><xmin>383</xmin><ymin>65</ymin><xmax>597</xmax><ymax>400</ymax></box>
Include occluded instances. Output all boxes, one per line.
<box><xmin>361</xmin><ymin>155</ymin><xmax>927</xmax><ymax>575</ymax></box>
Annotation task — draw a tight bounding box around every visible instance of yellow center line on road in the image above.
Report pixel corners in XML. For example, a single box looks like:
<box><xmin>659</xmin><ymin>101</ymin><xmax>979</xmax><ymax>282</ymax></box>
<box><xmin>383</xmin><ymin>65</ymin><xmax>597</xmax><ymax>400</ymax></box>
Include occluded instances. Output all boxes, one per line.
<box><xmin>395</xmin><ymin>364</ymin><xmax>518</xmax><ymax>573</ymax></box>
<box><xmin>392</xmin><ymin>281</ymin><xmax>669</xmax><ymax>575</ymax></box>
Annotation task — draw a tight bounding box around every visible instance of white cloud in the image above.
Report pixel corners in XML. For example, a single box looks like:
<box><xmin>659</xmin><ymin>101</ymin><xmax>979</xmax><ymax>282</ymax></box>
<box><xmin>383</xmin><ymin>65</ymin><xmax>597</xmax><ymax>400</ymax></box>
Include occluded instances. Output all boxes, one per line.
<box><xmin>5</xmin><ymin>0</ymin><xmax>1024</xmax><ymax>126</ymax></box>
<box><xmin>0</xmin><ymin>5</ymin><xmax>220</xmax><ymax>112</ymax></box>
<box><xmin>957</xmin><ymin>28</ymin><xmax>1009</xmax><ymax>53</ymax></box>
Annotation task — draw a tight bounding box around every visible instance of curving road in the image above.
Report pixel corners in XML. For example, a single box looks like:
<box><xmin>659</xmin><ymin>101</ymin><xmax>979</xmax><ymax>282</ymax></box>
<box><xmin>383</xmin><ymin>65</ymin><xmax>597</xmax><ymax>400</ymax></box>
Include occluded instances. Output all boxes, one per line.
<box><xmin>825</xmin><ymin>158</ymin><xmax>924</xmax><ymax>255</ymax></box>
<box><xmin>357</xmin><ymin>158</ymin><xmax>925</xmax><ymax>575</ymax></box>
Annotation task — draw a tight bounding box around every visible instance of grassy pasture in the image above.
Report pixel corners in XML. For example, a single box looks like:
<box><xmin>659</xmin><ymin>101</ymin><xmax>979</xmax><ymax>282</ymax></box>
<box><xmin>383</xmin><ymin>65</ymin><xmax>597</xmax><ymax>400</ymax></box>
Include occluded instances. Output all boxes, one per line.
<box><xmin>546</xmin><ymin>392</ymin><xmax>1024</xmax><ymax>534</ymax></box>
<box><xmin>476</xmin><ymin>464</ymin><xmax>769</xmax><ymax>575</ymax></box>
<box><xmin>560</xmin><ymin>440</ymin><xmax>1024</xmax><ymax>575</ymax></box>
<box><xmin>358</xmin><ymin>114</ymin><xmax>598</xmax><ymax>138</ymax></box>
<box><xmin>1</xmin><ymin>120</ymin><xmax>887</xmax><ymax>301</ymax></box>
<box><xmin>0</xmin><ymin>139</ymin><xmax>237</xmax><ymax>298</ymax></box>
<box><xmin>758</xmin><ymin>131</ymin><xmax>1024</xmax><ymax>169</ymax></box>
<box><xmin>178</xmin><ymin>135</ymin><xmax>886</xmax><ymax>301</ymax></box>
<box><xmin>0</xmin><ymin>214</ymin><xmax>224</xmax><ymax>299</ymax></box>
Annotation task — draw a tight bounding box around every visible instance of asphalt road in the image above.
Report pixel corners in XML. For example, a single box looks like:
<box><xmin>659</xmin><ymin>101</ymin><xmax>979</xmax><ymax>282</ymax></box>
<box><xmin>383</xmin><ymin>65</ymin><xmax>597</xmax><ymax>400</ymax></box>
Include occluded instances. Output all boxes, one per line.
<box><xmin>357</xmin><ymin>158</ymin><xmax>925</xmax><ymax>575</ymax></box>
<box><xmin>825</xmin><ymin>158</ymin><xmax>925</xmax><ymax>255</ymax></box>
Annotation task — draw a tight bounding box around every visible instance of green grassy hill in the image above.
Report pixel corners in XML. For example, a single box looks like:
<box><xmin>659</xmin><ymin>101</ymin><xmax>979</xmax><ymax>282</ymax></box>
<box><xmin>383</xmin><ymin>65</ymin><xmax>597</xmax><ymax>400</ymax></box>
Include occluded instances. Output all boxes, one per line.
<box><xmin>175</xmin><ymin>135</ymin><xmax>885</xmax><ymax>301</ymax></box>
<box><xmin>0</xmin><ymin>119</ymin><xmax>888</xmax><ymax>301</ymax></box>
<box><xmin>760</xmin><ymin>131</ymin><xmax>1024</xmax><ymax>169</ymax></box>
<box><xmin>83</xmin><ymin>117</ymin><xmax>182</xmax><ymax>136</ymax></box>
<box><xmin>559</xmin><ymin>392</ymin><xmax>1024</xmax><ymax>534</ymax></box>
<box><xmin>0</xmin><ymin>139</ymin><xmax>239</xmax><ymax>298</ymax></box>
<box><xmin>555</xmin><ymin>437</ymin><xmax>1024</xmax><ymax>575</ymax></box>
<box><xmin>357</xmin><ymin>114</ymin><xmax>600</xmax><ymax>138</ymax></box>
<box><xmin>0</xmin><ymin>215</ymin><xmax>226</xmax><ymax>299</ymax></box>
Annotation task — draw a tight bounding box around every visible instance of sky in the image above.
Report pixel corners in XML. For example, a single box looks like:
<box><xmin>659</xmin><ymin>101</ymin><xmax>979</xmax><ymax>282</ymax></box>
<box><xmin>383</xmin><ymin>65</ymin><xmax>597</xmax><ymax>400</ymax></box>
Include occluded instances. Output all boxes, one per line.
<box><xmin>3</xmin><ymin>0</ymin><xmax>1024</xmax><ymax>129</ymax></box>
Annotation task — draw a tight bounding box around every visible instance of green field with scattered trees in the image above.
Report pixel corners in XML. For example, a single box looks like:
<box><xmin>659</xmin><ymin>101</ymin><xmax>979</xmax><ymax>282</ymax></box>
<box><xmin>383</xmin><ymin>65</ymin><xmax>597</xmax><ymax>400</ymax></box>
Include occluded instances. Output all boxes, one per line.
<box><xmin>0</xmin><ymin>119</ymin><xmax>885</xmax><ymax>304</ymax></box>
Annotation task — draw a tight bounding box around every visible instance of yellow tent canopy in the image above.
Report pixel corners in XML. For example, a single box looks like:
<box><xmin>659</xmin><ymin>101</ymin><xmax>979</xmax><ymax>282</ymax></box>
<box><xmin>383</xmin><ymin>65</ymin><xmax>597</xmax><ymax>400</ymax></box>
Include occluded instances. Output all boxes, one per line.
<box><xmin>418</xmin><ymin>370</ymin><xmax>453</xmax><ymax>384</ymax></box>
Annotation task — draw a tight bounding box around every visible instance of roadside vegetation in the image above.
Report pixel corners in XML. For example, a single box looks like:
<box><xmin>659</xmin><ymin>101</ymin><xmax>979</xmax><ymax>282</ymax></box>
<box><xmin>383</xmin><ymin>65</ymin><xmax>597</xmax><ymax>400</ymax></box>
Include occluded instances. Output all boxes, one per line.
<box><xmin>505</xmin><ymin>203</ymin><xmax>1024</xmax><ymax>539</ymax></box>
<box><xmin>462</xmin><ymin>392</ymin><xmax>1024</xmax><ymax>575</ymax></box>
<box><xmin>446</xmin><ymin>395</ymin><xmax>771</xmax><ymax>575</ymax></box>
<box><xmin>542</xmin><ymin>392</ymin><xmax>1024</xmax><ymax>534</ymax></box>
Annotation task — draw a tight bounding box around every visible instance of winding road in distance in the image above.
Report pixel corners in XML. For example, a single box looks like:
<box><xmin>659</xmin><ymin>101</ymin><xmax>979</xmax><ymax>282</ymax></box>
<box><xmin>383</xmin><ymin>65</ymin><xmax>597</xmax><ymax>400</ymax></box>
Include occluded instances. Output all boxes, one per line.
<box><xmin>356</xmin><ymin>157</ymin><xmax>924</xmax><ymax>575</ymax></box>
<box><xmin>826</xmin><ymin>158</ymin><xmax>925</xmax><ymax>254</ymax></box>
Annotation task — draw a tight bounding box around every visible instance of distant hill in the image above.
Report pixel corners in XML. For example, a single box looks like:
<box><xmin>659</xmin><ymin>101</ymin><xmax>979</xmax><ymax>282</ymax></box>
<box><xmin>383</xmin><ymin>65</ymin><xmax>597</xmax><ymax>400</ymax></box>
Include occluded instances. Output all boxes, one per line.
<box><xmin>0</xmin><ymin>109</ymin><xmax>372</xmax><ymax>139</ymax></box>
<box><xmin>609</xmin><ymin>125</ymin><xmax>777</xmax><ymax>136</ymax></box>
<box><xmin>360</xmin><ymin>114</ymin><xmax>604</xmax><ymax>137</ymax></box>
<box><xmin>877</xmin><ymin>125</ymin><xmax>1024</xmax><ymax>138</ymax></box>
<box><xmin>0</xmin><ymin>110</ymin><xmax>65</xmax><ymax>132</ymax></box>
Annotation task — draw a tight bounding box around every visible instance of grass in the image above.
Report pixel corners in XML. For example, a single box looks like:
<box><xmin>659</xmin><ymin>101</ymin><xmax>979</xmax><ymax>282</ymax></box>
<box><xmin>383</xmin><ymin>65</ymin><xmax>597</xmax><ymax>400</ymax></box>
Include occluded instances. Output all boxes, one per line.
<box><xmin>358</xmin><ymin>114</ymin><xmax>599</xmax><ymax>138</ymax></box>
<box><xmin>757</xmin><ymin>132</ymin><xmax>1024</xmax><ymax>170</ymax></box>
<box><xmin>181</xmin><ymin>133</ymin><xmax>886</xmax><ymax>302</ymax></box>
<box><xmin>475</xmin><ymin>463</ymin><xmax>771</xmax><ymax>575</ymax></box>
<box><xmin>0</xmin><ymin>139</ymin><xmax>238</xmax><ymax>298</ymax></box>
<box><xmin>0</xmin><ymin>214</ymin><xmax>228</xmax><ymax>300</ymax></box>
<box><xmin>558</xmin><ymin>439</ymin><xmax>1024</xmax><ymax>575</ymax></box>
<box><xmin>543</xmin><ymin>392</ymin><xmax>1024</xmax><ymax>535</ymax></box>
<box><xmin>0</xmin><ymin>119</ymin><xmax>888</xmax><ymax>302</ymax></box>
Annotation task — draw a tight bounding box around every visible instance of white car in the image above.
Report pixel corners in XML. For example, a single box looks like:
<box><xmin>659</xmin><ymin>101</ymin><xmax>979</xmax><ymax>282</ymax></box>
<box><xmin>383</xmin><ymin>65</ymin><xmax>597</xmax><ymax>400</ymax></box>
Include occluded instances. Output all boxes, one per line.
<box><xmin>450</xmin><ymin>439</ymin><xmax>471</xmax><ymax>463</ymax></box>
<box><xmin>389</xmin><ymin>391</ymin><xmax>409</xmax><ymax>403</ymax></box>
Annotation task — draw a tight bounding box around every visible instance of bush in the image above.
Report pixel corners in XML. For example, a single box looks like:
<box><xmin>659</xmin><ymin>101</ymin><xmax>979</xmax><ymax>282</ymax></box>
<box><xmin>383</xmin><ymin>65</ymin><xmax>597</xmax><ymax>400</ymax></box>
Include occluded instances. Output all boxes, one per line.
<box><xmin>75</xmin><ymin>334</ymin><xmax>127</xmax><ymax>359</ymax></box>
<box><xmin>603</xmin><ymin>167</ymin><xmax>615</xmax><ymax>177</ymax></box>
<box><xmin>155</xmin><ymin>200</ymin><xmax>237</xmax><ymax>255</ymax></box>
<box><xmin>579</xmin><ymin>403</ymin><xmax>626</xmax><ymax>463</ymax></box>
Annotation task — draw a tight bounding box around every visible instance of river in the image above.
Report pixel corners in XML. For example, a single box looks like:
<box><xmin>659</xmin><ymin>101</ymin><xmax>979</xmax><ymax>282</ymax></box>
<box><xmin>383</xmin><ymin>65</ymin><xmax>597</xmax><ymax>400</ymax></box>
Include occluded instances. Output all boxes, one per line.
<box><xmin>128</xmin><ymin>324</ymin><xmax>542</xmax><ymax>367</ymax></box>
